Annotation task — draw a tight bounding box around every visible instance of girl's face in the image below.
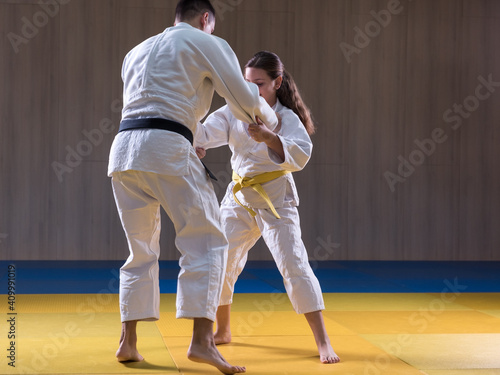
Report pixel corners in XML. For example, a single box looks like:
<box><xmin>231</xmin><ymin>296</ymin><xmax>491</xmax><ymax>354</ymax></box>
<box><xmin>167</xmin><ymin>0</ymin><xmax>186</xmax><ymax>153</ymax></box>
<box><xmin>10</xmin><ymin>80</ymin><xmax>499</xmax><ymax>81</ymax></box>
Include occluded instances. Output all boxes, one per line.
<box><xmin>245</xmin><ymin>67</ymin><xmax>282</xmax><ymax>107</ymax></box>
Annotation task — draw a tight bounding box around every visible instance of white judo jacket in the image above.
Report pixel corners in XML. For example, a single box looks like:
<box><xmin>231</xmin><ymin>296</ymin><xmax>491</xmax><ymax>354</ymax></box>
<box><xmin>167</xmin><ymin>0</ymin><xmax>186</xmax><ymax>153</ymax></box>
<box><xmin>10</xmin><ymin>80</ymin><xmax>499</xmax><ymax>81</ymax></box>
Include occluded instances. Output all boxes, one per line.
<box><xmin>108</xmin><ymin>22</ymin><xmax>277</xmax><ymax>177</ymax></box>
<box><xmin>195</xmin><ymin>99</ymin><xmax>313</xmax><ymax>210</ymax></box>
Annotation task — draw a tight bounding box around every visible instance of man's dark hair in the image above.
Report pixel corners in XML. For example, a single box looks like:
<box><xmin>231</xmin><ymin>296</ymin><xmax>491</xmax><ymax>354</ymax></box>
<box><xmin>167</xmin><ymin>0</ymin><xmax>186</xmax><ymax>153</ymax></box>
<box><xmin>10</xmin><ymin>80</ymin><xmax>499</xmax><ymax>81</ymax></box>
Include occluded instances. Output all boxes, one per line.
<box><xmin>175</xmin><ymin>0</ymin><xmax>216</xmax><ymax>23</ymax></box>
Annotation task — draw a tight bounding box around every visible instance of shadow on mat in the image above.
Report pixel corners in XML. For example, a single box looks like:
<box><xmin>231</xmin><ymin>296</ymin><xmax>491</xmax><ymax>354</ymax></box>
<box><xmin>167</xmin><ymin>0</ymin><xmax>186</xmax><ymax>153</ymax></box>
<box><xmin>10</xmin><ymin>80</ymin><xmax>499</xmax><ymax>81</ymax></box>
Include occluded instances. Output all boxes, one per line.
<box><xmin>119</xmin><ymin>360</ymin><xmax>176</xmax><ymax>371</ymax></box>
<box><xmin>225</xmin><ymin>341</ymin><xmax>318</xmax><ymax>358</ymax></box>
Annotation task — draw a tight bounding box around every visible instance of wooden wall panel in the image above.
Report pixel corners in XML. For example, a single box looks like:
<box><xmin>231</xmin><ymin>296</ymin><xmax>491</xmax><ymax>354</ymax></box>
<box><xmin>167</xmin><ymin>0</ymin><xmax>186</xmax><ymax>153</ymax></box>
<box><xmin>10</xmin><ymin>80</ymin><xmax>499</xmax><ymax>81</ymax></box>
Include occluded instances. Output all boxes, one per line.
<box><xmin>233</xmin><ymin>11</ymin><xmax>295</xmax><ymax>70</ymax></box>
<box><xmin>0</xmin><ymin>2</ymin><xmax>60</xmax><ymax>259</ymax></box>
<box><xmin>298</xmin><ymin>165</ymin><xmax>348</xmax><ymax>261</ymax></box>
<box><xmin>351</xmin><ymin>0</ymin><xmax>410</xmax><ymax>15</ymax></box>
<box><xmin>291</xmin><ymin>0</ymin><xmax>350</xmax><ymax>260</ymax></box>
<box><xmin>402</xmin><ymin>165</ymin><xmax>460</xmax><ymax>260</ymax></box>
<box><xmin>53</xmin><ymin>0</ymin><xmax>124</xmax><ymax>259</ymax></box>
<box><xmin>463</xmin><ymin>0</ymin><xmax>500</xmax><ymax>17</ymax></box>
<box><xmin>400</xmin><ymin>0</ymin><xmax>462</xmax><ymax>259</ymax></box>
<box><xmin>458</xmin><ymin>11</ymin><xmax>500</xmax><ymax>259</ymax></box>
<box><xmin>404</xmin><ymin>0</ymin><xmax>461</xmax><ymax>166</ymax></box>
<box><xmin>118</xmin><ymin>4</ymin><xmax>174</xmax><ymax>60</ymax></box>
<box><xmin>1</xmin><ymin>0</ymin><xmax>499</xmax><ymax>261</ymax></box>
<box><xmin>346</xmin><ymin>10</ymin><xmax>407</xmax><ymax>259</ymax></box>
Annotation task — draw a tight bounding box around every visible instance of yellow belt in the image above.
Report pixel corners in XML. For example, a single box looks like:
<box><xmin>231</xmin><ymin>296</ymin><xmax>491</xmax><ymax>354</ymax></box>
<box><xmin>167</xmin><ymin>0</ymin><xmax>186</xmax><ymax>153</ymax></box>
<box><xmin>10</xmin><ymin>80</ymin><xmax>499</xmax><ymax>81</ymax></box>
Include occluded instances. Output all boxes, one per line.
<box><xmin>232</xmin><ymin>170</ymin><xmax>290</xmax><ymax>219</ymax></box>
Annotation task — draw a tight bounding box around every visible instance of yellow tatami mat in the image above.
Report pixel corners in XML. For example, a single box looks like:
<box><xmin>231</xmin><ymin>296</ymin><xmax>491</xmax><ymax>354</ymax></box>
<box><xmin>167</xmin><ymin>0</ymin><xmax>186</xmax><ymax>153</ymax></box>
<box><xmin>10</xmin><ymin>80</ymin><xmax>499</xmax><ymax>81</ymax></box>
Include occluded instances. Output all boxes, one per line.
<box><xmin>1</xmin><ymin>293</ymin><xmax>500</xmax><ymax>374</ymax></box>
<box><xmin>0</xmin><ymin>312</ymin><xmax>176</xmax><ymax>373</ymax></box>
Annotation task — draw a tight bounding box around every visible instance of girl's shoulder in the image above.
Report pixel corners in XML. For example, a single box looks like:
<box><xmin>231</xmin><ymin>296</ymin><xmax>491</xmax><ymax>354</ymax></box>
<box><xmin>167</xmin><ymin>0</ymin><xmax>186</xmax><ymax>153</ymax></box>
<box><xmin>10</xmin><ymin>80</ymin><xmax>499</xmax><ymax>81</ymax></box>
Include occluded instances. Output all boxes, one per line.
<box><xmin>276</xmin><ymin>102</ymin><xmax>302</xmax><ymax>126</ymax></box>
<box><xmin>212</xmin><ymin>104</ymin><xmax>237</xmax><ymax>122</ymax></box>
<box><xmin>275</xmin><ymin>100</ymin><xmax>312</xmax><ymax>141</ymax></box>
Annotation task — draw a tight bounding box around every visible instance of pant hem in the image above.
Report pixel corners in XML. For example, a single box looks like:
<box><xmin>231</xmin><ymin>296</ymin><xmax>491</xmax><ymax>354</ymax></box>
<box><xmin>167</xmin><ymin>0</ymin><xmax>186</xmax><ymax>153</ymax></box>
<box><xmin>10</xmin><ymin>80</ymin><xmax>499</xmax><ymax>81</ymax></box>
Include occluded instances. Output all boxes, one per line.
<box><xmin>176</xmin><ymin>310</ymin><xmax>216</xmax><ymax>322</ymax></box>
<box><xmin>121</xmin><ymin>313</ymin><xmax>159</xmax><ymax>322</ymax></box>
<box><xmin>296</xmin><ymin>305</ymin><xmax>325</xmax><ymax>315</ymax></box>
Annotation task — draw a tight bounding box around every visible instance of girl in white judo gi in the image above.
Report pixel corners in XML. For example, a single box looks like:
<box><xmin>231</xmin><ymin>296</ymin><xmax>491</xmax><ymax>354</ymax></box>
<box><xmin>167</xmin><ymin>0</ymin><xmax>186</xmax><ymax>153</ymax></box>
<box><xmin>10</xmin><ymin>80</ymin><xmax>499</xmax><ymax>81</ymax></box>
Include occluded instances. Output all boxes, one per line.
<box><xmin>195</xmin><ymin>51</ymin><xmax>340</xmax><ymax>364</ymax></box>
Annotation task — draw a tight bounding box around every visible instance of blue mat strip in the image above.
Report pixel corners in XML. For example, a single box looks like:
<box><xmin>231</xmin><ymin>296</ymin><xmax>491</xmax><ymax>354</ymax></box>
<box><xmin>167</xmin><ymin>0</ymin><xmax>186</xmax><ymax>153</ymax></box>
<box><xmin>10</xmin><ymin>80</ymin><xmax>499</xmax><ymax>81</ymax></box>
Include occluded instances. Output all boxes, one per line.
<box><xmin>1</xmin><ymin>260</ymin><xmax>499</xmax><ymax>294</ymax></box>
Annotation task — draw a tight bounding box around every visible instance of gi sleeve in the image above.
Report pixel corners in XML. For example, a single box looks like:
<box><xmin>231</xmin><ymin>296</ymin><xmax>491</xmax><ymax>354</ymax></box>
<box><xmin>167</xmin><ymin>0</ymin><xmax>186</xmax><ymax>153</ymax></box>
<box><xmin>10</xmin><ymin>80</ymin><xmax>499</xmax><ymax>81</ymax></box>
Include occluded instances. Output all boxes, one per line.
<box><xmin>201</xmin><ymin>37</ymin><xmax>278</xmax><ymax>130</ymax></box>
<box><xmin>195</xmin><ymin>105</ymin><xmax>232</xmax><ymax>150</ymax></box>
<box><xmin>268</xmin><ymin>110</ymin><xmax>313</xmax><ymax>172</ymax></box>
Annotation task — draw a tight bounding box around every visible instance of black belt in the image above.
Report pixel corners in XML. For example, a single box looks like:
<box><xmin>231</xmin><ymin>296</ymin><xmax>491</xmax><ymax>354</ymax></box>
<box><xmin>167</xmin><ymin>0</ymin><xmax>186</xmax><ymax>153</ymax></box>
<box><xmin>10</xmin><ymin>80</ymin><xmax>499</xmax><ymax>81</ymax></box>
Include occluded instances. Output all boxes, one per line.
<box><xmin>119</xmin><ymin>118</ymin><xmax>217</xmax><ymax>181</ymax></box>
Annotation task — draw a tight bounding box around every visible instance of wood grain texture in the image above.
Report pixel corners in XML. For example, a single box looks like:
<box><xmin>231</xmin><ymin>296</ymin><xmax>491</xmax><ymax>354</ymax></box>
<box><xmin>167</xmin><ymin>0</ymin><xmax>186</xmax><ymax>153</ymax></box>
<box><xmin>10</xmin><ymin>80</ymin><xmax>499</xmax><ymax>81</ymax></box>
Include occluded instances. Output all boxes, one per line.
<box><xmin>463</xmin><ymin>0</ymin><xmax>500</xmax><ymax>17</ymax></box>
<box><xmin>458</xmin><ymin>12</ymin><xmax>500</xmax><ymax>260</ymax></box>
<box><xmin>345</xmin><ymin>8</ymin><xmax>407</xmax><ymax>259</ymax></box>
<box><xmin>1</xmin><ymin>0</ymin><xmax>499</xmax><ymax>261</ymax></box>
<box><xmin>1</xmin><ymin>2</ymin><xmax>60</xmax><ymax>259</ymax></box>
<box><xmin>290</xmin><ymin>0</ymin><xmax>350</xmax><ymax>261</ymax></box>
<box><xmin>54</xmin><ymin>0</ymin><xmax>124</xmax><ymax>260</ymax></box>
<box><xmin>400</xmin><ymin>0</ymin><xmax>462</xmax><ymax>259</ymax></box>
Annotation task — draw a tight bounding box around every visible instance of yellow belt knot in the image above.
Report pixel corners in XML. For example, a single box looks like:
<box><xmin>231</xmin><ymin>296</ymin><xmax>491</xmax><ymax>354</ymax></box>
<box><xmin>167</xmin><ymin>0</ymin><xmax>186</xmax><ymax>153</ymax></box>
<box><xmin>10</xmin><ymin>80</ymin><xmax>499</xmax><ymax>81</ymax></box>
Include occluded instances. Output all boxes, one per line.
<box><xmin>232</xmin><ymin>170</ymin><xmax>290</xmax><ymax>219</ymax></box>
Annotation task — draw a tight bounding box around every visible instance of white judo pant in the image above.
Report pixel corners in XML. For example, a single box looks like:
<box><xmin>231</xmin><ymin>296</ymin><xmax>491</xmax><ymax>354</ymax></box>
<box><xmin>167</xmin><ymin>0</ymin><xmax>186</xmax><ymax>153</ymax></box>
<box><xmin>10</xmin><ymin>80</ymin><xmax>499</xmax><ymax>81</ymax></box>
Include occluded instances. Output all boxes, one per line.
<box><xmin>219</xmin><ymin>204</ymin><xmax>325</xmax><ymax>314</ymax></box>
<box><xmin>111</xmin><ymin>169</ymin><xmax>228</xmax><ymax>322</ymax></box>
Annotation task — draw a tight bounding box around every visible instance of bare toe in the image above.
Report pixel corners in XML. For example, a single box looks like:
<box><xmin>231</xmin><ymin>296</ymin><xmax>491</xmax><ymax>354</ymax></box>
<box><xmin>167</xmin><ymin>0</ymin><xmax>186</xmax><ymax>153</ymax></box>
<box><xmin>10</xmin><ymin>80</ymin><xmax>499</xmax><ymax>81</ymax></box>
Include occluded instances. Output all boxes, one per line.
<box><xmin>188</xmin><ymin>342</ymin><xmax>245</xmax><ymax>374</ymax></box>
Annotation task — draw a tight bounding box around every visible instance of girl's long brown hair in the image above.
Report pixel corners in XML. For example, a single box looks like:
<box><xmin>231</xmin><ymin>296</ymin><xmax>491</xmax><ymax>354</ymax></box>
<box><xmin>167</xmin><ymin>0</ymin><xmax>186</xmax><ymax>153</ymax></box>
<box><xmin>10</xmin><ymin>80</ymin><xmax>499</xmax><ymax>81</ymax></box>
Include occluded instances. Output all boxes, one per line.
<box><xmin>245</xmin><ymin>51</ymin><xmax>315</xmax><ymax>135</ymax></box>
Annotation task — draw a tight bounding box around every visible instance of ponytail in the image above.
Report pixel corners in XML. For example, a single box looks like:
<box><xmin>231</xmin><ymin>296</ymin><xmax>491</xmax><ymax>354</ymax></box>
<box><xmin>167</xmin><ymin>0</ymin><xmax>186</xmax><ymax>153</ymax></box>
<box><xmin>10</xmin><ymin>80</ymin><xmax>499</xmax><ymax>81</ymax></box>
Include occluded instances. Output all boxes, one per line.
<box><xmin>277</xmin><ymin>70</ymin><xmax>315</xmax><ymax>135</ymax></box>
<box><xmin>245</xmin><ymin>51</ymin><xmax>316</xmax><ymax>135</ymax></box>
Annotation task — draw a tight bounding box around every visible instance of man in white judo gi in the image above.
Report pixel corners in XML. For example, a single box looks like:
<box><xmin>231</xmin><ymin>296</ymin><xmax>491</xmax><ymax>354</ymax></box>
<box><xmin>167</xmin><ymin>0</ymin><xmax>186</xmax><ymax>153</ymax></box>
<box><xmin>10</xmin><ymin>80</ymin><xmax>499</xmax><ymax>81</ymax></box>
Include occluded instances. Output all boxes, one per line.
<box><xmin>107</xmin><ymin>1</ymin><xmax>277</xmax><ymax>373</ymax></box>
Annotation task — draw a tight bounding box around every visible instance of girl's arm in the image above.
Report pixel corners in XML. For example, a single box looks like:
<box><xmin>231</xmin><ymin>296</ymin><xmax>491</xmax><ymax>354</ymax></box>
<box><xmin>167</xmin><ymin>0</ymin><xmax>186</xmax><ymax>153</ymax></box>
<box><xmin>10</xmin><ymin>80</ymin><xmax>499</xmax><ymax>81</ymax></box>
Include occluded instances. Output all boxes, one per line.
<box><xmin>266</xmin><ymin>110</ymin><xmax>313</xmax><ymax>172</ymax></box>
<box><xmin>194</xmin><ymin>106</ymin><xmax>232</xmax><ymax>150</ymax></box>
<box><xmin>247</xmin><ymin>114</ymin><xmax>285</xmax><ymax>161</ymax></box>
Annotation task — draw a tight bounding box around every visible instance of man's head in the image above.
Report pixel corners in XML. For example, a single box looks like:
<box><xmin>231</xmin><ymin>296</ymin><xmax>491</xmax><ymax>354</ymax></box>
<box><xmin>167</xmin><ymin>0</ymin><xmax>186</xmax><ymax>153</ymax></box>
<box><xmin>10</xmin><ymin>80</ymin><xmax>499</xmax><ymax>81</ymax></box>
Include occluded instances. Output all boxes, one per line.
<box><xmin>175</xmin><ymin>0</ymin><xmax>216</xmax><ymax>34</ymax></box>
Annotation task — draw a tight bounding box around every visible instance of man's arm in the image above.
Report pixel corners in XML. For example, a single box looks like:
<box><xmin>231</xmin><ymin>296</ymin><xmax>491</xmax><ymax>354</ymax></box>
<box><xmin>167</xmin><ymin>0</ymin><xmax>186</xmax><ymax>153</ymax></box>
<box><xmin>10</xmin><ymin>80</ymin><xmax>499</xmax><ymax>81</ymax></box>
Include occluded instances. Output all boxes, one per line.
<box><xmin>201</xmin><ymin>37</ymin><xmax>278</xmax><ymax>129</ymax></box>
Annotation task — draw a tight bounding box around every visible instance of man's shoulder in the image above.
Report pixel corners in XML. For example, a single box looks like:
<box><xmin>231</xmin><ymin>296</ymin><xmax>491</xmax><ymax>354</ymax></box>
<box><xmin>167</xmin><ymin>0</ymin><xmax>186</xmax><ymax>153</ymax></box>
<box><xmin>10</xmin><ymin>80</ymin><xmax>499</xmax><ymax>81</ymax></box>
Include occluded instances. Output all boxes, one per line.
<box><xmin>172</xmin><ymin>24</ymin><xmax>230</xmax><ymax>49</ymax></box>
<box><xmin>126</xmin><ymin>32</ymin><xmax>160</xmax><ymax>57</ymax></box>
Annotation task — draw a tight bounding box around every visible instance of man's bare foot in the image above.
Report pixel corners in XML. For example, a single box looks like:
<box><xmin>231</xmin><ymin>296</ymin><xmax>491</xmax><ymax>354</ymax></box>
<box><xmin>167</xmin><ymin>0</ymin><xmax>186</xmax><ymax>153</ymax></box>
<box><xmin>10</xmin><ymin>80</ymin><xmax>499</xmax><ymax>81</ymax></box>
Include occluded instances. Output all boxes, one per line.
<box><xmin>191</xmin><ymin>318</ymin><xmax>245</xmax><ymax>374</ymax></box>
<box><xmin>214</xmin><ymin>330</ymin><xmax>232</xmax><ymax>345</ymax></box>
<box><xmin>116</xmin><ymin>346</ymin><xmax>144</xmax><ymax>362</ymax></box>
<box><xmin>187</xmin><ymin>341</ymin><xmax>245</xmax><ymax>374</ymax></box>
<box><xmin>116</xmin><ymin>320</ymin><xmax>144</xmax><ymax>362</ymax></box>
<box><xmin>318</xmin><ymin>341</ymin><xmax>340</xmax><ymax>364</ymax></box>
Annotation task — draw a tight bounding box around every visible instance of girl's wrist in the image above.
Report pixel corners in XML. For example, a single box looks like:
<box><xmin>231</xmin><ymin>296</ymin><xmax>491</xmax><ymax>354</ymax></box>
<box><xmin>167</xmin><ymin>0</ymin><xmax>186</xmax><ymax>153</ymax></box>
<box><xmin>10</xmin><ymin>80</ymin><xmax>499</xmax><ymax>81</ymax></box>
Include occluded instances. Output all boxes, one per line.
<box><xmin>263</xmin><ymin>131</ymin><xmax>278</xmax><ymax>145</ymax></box>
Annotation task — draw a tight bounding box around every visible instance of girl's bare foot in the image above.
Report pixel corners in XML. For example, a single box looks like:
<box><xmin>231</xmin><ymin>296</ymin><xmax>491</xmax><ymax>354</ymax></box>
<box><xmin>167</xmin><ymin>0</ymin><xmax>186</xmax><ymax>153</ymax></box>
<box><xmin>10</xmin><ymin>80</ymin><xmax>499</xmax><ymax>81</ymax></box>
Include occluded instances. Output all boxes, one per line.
<box><xmin>305</xmin><ymin>311</ymin><xmax>340</xmax><ymax>364</ymax></box>
<box><xmin>318</xmin><ymin>341</ymin><xmax>340</xmax><ymax>364</ymax></box>
<box><xmin>214</xmin><ymin>330</ymin><xmax>232</xmax><ymax>345</ymax></box>
<box><xmin>215</xmin><ymin>304</ymin><xmax>232</xmax><ymax>345</ymax></box>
